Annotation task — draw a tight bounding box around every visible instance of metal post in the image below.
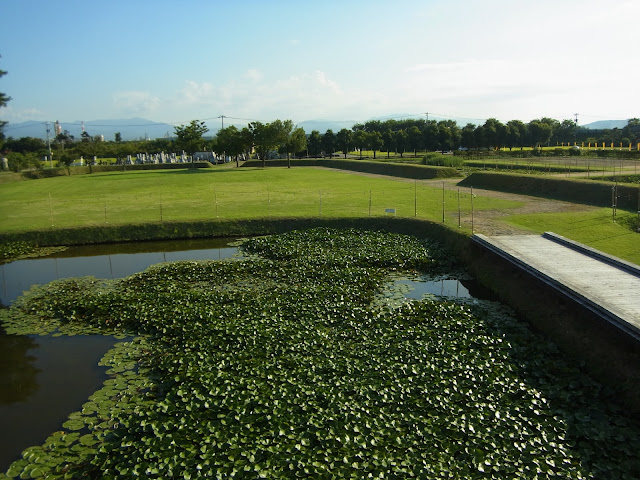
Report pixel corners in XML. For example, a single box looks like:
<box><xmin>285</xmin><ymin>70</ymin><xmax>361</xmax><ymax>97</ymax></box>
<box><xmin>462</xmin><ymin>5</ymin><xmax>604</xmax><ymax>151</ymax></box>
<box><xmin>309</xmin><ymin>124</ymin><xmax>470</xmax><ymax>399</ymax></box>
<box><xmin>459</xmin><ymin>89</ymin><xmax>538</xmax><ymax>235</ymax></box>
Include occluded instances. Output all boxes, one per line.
<box><xmin>442</xmin><ymin>182</ymin><xmax>445</xmax><ymax>223</ymax></box>
<box><xmin>49</xmin><ymin>192</ymin><xmax>54</xmax><ymax>227</ymax></box>
<box><xmin>457</xmin><ymin>187</ymin><xmax>461</xmax><ymax>227</ymax></box>
<box><xmin>471</xmin><ymin>187</ymin><xmax>474</xmax><ymax>234</ymax></box>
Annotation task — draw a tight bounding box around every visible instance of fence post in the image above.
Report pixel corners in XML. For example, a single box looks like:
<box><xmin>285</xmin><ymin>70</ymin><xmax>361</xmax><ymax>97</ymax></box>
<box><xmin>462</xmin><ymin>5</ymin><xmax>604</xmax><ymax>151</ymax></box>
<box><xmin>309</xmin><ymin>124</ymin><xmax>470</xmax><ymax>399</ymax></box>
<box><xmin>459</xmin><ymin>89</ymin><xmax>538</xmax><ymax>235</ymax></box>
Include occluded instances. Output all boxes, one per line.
<box><xmin>442</xmin><ymin>182</ymin><xmax>445</xmax><ymax>223</ymax></box>
<box><xmin>471</xmin><ymin>186</ymin><xmax>474</xmax><ymax>234</ymax></box>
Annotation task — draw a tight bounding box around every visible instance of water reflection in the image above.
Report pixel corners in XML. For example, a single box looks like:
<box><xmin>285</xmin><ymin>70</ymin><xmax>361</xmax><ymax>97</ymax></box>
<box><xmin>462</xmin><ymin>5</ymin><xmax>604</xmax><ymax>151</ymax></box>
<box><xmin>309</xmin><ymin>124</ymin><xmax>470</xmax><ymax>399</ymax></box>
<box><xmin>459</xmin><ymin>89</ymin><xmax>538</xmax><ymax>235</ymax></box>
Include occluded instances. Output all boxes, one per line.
<box><xmin>0</xmin><ymin>238</ymin><xmax>241</xmax><ymax>471</ymax></box>
<box><xmin>389</xmin><ymin>274</ymin><xmax>493</xmax><ymax>303</ymax></box>
<box><xmin>0</xmin><ymin>238</ymin><xmax>240</xmax><ymax>306</ymax></box>
<box><xmin>0</xmin><ymin>331</ymin><xmax>118</xmax><ymax>470</ymax></box>
<box><xmin>0</xmin><ymin>329</ymin><xmax>40</xmax><ymax>405</ymax></box>
<box><xmin>399</xmin><ymin>277</ymin><xmax>473</xmax><ymax>300</ymax></box>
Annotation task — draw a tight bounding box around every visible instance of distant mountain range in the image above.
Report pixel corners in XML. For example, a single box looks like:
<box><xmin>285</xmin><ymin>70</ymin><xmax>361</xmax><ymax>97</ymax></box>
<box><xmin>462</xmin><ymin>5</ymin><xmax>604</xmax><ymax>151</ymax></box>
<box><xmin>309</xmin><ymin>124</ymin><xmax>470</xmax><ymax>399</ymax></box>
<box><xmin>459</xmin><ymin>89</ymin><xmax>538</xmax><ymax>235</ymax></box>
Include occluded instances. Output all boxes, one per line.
<box><xmin>2</xmin><ymin>117</ymin><xmax>632</xmax><ymax>140</ymax></box>
<box><xmin>2</xmin><ymin>118</ymin><xmax>175</xmax><ymax>142</ymax></box>
<box><xmin>580</xmin><ymin>120</ymin><xmax>629</xmax><ymax>130</ymax></box>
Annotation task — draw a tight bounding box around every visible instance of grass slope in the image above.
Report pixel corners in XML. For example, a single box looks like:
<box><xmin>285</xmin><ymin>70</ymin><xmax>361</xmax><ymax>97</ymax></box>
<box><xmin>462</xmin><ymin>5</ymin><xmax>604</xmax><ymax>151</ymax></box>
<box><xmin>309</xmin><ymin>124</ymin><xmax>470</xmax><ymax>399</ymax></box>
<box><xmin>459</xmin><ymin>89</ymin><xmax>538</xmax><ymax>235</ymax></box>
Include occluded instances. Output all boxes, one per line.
<box><xmin>0</xmin><ymin>168</ymin><xmax>518</xmax><ymax>234</ymax></box>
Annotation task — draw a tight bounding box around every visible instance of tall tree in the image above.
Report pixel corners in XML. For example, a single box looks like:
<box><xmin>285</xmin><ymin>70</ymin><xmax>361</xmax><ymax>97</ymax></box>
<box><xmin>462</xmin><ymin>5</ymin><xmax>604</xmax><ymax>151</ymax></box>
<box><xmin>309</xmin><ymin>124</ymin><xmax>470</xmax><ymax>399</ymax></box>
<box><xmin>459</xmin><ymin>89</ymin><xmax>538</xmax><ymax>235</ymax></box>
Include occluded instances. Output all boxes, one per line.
<box><xmin>528</xmin><ymin>119</ymin><xmax>553</xmax><ymax>148</ymax></box>
<box><xmin>368</xmin><ymin>131</ymin><xmax>383</xmax><ymax>159</ymax></box>
<box><xmin>249</xmin><ymin>119</ymin><xmax>291</xmax><ymax>167</ymax></box>
<box><xmin>174</xmin><ymin>120</ymin><xmax>209</xmax><ymax>157</ymax></box>
<box><xmin>174</xmin><ymin>121</ymin><xmax>208</xmax><ymax>156</ymax></box>
<box><xmin>554</xmin><ymin>119</ymin><xmax>578</xmax><ymax>145</ymax></box>
<box><xmin>0</xmin><ymin>56</ymin><xmax>10</xmax><ymax>141</ymax></box>
<box><xmin>460</xmin><ymin>123</ymin><xmax>477</xmax><ymax>150</ymax></box>
<box><xmin>353</xmin><ymin>130</ymin><xmax>369</xmax><ymax>159</ymax></box>
<box><xmin>307</xmin><ymin>130</ymin><xmax>322</xmax><ymax>157</ymax></box>
<box><xmin>479</xmin><ymin>118</ymin><xmax>507</xmax><ymax>150</ymax></box>
<box><xmin>336</xmin><ymin>128</ymin><xmax>353</xmax><ymax>158</ymax></box>
<box><xmin>422</xmin><ymin>120</ymin><xmax>439</xmax><ymax>152</ymax></box>
<box><xmin>506</xmin><ymin>120</ymin><xmax>527</xmax><ymax>150</ymax></box>
<box><xmin>322</xmin><ymin>129</ymin><xmax>336</xmax><ymax>158</ymax></box>
<box><xmin>216</xmin><ymin>126</ymin><xmax>244</xmax><ymax>165</ymax></box>
<box><xmin>395</xmin><ymin>129</ymin><xmax>408</xmax><ymax>158</ymax></box>
<box><xmin>279</xmin><ymin>126</ymin><xmax>307</xmax><ymax>167</ymax></box>
<box><xmin>407</xmin><ymin>126</ymin><xmax>423</xmax><ymax>157</ymax></box>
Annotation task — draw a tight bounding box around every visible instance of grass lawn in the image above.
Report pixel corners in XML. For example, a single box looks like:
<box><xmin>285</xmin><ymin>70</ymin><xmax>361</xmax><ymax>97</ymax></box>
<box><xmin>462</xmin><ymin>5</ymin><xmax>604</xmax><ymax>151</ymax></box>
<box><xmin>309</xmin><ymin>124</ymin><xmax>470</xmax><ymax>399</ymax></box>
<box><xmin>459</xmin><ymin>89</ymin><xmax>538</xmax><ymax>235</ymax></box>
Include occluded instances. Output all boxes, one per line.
<box><xmin>0</xmin><ymin>167</ymin><xmax>520</xmax><ymax>234</ymax></box>
<box><xmin>506</xmin><ymin>208</ymin><xmax>640</xmax><ymax>264</ymax></box>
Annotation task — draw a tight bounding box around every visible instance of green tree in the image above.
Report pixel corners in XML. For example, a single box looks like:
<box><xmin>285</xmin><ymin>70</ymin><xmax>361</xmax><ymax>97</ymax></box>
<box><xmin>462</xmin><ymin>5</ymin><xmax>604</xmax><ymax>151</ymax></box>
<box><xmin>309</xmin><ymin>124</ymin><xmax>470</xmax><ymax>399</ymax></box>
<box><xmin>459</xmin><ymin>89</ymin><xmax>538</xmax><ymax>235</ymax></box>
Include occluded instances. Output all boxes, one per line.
<box><xmin>322</xmin><ymin>129</ymin><xmax>336</xmax><ymax>158</ymax></box>
<box><xmin>249</xmin><ymin>119</ymin><xmax>292</xmax><ymax>167</ymax></box>
<box><xmin>353</xmin><ymin>130</ymin><xmax>369</xmax><ymax>159</ymax></box>
<box><xmin>460</xmin><ymin>123</ymin><xmax>477</xmax><ymax>150</ymax></box>
<box><xmin>3</xmin><ymin>136</ymin><xmax>47</xmax><ymax>153</ymax></box>
<box><xmin>0</xmin><ymin>56</ymin><xmax>10</xmax><ymax>141</ymax></box>
<box><xmin>422</xmin><ymin>121</ymin><xmax>439</xmax><ymax>152</ymax></box>
<box><xmin>368</xmin><ymin>131</ymin><xmax>383</xmax><ymax>159</ymax></box>
<box><xmin>115</xmin><ymin>132</ymin><xmax>122</xmax><ymax>142</ymax></box>
<box><xmin>6</xmin><ymin>151</ymin><xmax>41</xmax><ymax>172</ymax></box>
<box><xmin>216</xmin><ymin>126</ymin><xmax>244</xmax><ymax>166</ymax></box>
<box><xmin>553</xmin><ymin>119</ymin><xmax>577</xmax><ymax>145</ymax></box>
<box><xmin>280</xmin><ymin>126</ymin><xmax>306</xmax><ymax>167</ymax></box>
<box><xmin>336</xmin><ymin>128</ymin><xmax>353</xmax><ymax>158</ymax></box>
<box><xmin>55</xmin><ymin>130</ymin><xmax>74</xmax><ymax>152</ymax></box>
<box><xmin>174</xmin><ymin>120</ymin><xmax>209</xmax><ymax>157</ymax></box>
<box><xmin>479</xmin><ymin>118</ymin><xmax>507</xmax><ymax>150</ymax></box>
<box><xmin>528</xmin><ymin>119</ymin><xmax>553</xmax><ymax>148</ymax></box>
<box><xmin>395</xmin><ymin>129</ymin><xmax>408</xmax><ymax>158</ymax></box>
<box><xmin>407</xmin><ymin>126</ymin><xmax>423</xmax><ymax>157</ymax></box>
<box><xmin>506</xmin><ymin>120</ymin><xmax>527</xmax><ymax>150</ymax></box>
<box><xmin>382</xmin><ymin>129</ymin><xmax>394</xmax><ymax>158</ymax></box>
<box><xmin>307</xmin><ymin>130</ymin><xmax>322</xmax><ymax>157</ymax></box>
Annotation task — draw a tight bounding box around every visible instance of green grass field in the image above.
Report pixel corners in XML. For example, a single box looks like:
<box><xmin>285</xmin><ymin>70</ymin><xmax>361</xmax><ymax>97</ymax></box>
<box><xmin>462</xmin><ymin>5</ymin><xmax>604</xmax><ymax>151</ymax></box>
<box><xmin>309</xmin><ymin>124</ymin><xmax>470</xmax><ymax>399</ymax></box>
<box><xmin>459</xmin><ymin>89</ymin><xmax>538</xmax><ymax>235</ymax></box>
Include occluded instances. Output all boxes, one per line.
<box><xmin>1</xmin><ymin>166</ymin><xmax>638</xmax><ymax>264</ymax></box>
<box><xmin>0</xmin><ymin>167</ymin><xmax>519</xmax><ymax>234</ymax></box>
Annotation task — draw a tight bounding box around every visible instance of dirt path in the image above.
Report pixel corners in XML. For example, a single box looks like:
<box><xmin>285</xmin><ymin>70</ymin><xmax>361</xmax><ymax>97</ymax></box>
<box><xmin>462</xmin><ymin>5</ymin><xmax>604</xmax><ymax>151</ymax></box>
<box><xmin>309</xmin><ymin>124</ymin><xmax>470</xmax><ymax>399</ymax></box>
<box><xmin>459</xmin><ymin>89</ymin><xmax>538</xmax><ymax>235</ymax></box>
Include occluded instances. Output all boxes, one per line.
<box><xmin>313</xmin><ymin>167</ymin><xmax>596</xmax><ymax>236</ymax></box>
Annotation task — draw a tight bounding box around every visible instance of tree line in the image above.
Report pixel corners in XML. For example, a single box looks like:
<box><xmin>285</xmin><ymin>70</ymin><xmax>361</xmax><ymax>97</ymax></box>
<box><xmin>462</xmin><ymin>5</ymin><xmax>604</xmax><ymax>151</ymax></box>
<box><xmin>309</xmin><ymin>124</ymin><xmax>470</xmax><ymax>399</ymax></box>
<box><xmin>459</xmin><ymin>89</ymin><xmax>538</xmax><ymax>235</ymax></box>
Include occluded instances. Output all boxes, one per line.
<box><xmin>2</xmin><ymin>116</ymin><xmax>640</xmax><ymax>172</ymax></box>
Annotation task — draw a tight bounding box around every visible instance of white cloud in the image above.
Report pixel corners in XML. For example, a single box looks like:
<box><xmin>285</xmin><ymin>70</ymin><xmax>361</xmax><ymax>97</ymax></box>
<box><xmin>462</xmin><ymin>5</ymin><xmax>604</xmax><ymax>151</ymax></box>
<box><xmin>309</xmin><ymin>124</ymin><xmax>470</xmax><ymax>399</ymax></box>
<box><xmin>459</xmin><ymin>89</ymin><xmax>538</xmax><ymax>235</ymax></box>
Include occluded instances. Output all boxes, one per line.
<box><xmin>245</xmin><ymin>69</ymin><xmax>263</xmax><ymax>81</ymax></box>
<box><xmin>112</xmin><ymin>91</ymin><xmax>160</xmax><ymax>116</ymax></box>
<box><xmin>2</xmin><ymin>106</ymin><xmax>47</xmax><ymax>122</ymax></box>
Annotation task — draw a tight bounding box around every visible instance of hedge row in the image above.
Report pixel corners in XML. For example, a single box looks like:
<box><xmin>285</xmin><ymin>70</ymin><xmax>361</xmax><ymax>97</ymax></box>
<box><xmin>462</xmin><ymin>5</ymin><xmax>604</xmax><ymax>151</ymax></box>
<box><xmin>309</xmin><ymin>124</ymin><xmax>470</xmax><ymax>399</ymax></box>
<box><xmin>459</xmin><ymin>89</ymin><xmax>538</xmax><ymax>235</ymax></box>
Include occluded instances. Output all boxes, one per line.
<box><xmin>459</xmin><ymin>172</ymin><xmax>640</xmax><ymax>210</ymax></box>
<box><xmin>21</xmin><ymin>162</ymin><xmax>213</xmax><ymax>179</ymax></box>
<box><xmin>242</xmin><ymin>158</ymin><xmax>461</xmax><ymax>179</ymax></box>
<box><xmin>0</xmin><ymin>216</ymin><xmax>469</xmax><ymax>249</ymax></box>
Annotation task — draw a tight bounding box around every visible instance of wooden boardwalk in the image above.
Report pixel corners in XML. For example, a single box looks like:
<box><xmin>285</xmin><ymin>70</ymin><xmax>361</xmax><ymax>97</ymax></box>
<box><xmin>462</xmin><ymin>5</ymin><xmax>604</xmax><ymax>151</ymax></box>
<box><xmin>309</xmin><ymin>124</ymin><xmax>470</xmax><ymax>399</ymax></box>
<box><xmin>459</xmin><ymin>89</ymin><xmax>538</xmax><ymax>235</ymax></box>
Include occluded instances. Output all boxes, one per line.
<box><xmin>472</xmin><ymin>232</ymin><xmax>640</xmax><ymax>340</ymax></box>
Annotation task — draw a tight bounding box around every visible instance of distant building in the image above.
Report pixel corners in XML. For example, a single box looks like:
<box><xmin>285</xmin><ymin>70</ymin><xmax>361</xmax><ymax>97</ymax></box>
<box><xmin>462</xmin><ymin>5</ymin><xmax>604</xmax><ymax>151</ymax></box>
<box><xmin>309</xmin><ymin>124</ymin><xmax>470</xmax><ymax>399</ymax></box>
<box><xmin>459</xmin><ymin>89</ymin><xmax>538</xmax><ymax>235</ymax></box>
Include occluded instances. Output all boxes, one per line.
<box><xmin>54</xmin><ymin>120</ymin><xmax>62</xmax><ymax>136</ymax></box>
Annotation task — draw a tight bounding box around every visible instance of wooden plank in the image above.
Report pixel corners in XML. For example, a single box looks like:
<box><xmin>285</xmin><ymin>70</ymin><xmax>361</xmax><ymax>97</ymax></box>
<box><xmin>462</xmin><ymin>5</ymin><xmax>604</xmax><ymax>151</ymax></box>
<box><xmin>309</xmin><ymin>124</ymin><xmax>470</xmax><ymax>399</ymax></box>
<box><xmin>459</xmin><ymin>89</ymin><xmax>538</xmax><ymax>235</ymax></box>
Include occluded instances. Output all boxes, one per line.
<box><xmin>472</xmin><ymin>233</ymin><xmax>640</xmax><ymax>340</ymax></box>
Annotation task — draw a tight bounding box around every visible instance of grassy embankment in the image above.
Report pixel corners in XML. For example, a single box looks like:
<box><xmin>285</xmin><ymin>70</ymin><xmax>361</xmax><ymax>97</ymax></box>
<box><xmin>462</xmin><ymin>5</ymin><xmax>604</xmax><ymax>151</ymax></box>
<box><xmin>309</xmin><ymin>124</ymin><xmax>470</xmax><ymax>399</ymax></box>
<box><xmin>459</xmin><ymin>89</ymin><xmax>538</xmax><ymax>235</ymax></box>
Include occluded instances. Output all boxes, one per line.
<box><xmin>0</xmin><ymin>165</ymin><xmax>507</xmax><ymax>240</ymax></box>
<box><xmin>2</xmin><ymin>162</ymin><xmax>639</xmax><ymax>262</ymax></box>
<box><xmin>459</xmin><ymin>172</ymin><xmax>640</xmax><ymax>264</ymax></box>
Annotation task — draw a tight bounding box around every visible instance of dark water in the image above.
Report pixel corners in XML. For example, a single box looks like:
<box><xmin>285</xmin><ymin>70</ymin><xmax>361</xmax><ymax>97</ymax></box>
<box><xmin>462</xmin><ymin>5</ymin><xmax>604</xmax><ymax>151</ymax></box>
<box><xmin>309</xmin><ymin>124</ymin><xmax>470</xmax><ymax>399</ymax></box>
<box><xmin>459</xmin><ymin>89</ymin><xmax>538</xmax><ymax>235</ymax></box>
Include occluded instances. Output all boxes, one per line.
<box><xmin>0</xmin><ymin>238</ymin><xmax>241</xmax><ymax>471</ymax></box>
<box><xmin>0</xmin><ymin>238</ymin><xmax>240</xmax><ymax>306</ymax></box>
<box><xmin>394</xmin><ymin>275</ymin><xmax>492</xmax><ymax>301</ymax></box>
<box><xmin>0</xmin><ymin>332</ymin><xmax>118</xmax><ymax>469</ymax></box>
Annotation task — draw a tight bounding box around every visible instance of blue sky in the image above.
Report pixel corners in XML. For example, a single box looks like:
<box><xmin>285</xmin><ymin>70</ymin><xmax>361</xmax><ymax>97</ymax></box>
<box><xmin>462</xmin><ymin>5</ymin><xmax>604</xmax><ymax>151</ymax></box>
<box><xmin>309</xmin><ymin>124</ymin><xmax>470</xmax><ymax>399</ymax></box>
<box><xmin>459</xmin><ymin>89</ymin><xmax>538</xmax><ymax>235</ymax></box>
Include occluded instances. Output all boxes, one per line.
<box><xmin>1</xmin><ymin>0</ymin><xmax>638</xmax><ymax>129</ymax></box>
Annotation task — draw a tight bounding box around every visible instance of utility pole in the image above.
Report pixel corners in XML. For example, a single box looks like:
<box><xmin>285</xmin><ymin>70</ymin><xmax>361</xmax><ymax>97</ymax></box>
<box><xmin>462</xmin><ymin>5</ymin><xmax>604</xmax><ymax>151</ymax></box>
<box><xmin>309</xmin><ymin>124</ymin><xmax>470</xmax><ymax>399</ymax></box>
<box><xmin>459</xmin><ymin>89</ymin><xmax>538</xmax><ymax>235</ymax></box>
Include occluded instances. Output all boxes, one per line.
<box><xmin>219</xmin><ymin>115</ymin><xmax>226</xmax><ymax>129</ymax></box>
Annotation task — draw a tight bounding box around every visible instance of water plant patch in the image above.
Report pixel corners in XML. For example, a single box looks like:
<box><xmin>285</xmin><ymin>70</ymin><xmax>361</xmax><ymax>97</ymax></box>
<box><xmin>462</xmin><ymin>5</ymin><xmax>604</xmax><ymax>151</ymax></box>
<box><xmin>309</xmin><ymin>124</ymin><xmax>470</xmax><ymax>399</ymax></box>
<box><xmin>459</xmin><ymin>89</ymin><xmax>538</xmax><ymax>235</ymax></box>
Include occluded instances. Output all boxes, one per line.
<box><xmin>2</xmin><ymin>228</ymin><xmax>639</xmax><ymax>479</ymax></box>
